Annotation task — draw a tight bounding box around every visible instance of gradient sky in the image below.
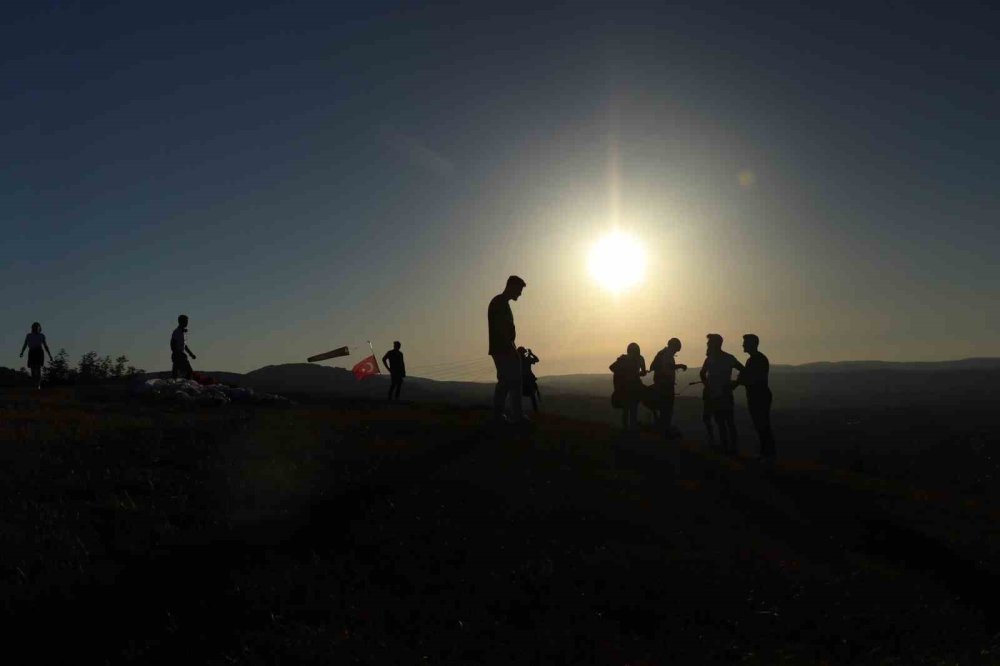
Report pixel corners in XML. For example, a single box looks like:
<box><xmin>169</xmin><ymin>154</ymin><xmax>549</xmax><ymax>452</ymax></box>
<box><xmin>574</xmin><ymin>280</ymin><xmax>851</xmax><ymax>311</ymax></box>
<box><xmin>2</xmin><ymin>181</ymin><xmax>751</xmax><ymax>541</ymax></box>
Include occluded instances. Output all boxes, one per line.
<box><xmin>3</xmin><ymin>1</ymin><xmax>998</xmax><ymax>379</ymax></box>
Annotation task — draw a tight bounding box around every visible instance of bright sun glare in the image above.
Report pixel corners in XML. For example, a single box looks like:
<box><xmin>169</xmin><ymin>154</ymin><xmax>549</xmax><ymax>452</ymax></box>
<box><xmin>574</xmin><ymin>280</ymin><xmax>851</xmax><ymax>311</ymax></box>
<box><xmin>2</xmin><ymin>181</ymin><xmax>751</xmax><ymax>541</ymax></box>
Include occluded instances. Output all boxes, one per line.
<box><xmin>587</xmin><ymin>231</ymin><xmax>647</xmax><ymax>293</ymax></box>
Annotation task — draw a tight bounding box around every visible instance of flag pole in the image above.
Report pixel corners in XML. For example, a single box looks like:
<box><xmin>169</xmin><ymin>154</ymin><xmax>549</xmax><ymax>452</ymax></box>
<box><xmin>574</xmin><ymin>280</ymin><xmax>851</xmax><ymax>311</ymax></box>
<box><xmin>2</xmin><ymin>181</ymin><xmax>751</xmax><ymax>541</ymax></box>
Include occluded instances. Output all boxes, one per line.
<box><xmin>368</xmin><ymin>340</ymin><xmax>381</xmax><ymax>373</ymax></box>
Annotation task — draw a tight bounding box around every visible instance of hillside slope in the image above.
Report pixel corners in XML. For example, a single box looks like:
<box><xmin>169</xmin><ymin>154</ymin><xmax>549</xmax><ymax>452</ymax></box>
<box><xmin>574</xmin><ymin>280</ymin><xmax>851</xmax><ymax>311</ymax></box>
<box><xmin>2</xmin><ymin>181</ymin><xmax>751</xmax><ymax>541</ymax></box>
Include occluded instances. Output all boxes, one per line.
<box><xmin>1</xmin><ymin>387</ymin><xmax>997</xmax><ymax>662</ymax></box>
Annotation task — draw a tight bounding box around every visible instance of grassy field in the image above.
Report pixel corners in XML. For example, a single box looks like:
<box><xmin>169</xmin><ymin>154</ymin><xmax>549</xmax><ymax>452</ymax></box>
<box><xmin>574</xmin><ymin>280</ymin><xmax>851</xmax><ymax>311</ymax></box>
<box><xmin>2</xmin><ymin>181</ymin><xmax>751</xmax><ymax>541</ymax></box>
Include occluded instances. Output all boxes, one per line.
<box><xmin>2</xmin><ymin>386</ymin><xmax>999</xmax><ymax>664</ymax></box>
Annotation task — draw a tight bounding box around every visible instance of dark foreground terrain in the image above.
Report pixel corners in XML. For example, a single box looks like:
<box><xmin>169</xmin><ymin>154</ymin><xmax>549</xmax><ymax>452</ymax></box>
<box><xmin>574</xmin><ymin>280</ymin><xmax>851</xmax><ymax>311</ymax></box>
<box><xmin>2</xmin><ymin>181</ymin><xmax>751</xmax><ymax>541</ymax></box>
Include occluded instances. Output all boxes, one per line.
<box><xmin>2</xmin><ymin>387</ymin><xmax>999</xmax><ymax>664</ymax></box>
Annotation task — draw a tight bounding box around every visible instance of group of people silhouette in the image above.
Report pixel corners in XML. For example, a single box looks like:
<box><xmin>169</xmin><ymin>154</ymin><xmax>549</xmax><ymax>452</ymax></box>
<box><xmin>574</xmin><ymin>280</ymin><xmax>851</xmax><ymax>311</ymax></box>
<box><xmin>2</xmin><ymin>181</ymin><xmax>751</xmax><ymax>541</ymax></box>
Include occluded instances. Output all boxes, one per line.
<box><xmin>487</xmin><ymin>275</ymin><xmax>776</xmax><ymax>460</ymax></box>
<box><xmin>17</xmin><ymin>274</ymin><xmax>775</xmax><ymax>461</ymax></box>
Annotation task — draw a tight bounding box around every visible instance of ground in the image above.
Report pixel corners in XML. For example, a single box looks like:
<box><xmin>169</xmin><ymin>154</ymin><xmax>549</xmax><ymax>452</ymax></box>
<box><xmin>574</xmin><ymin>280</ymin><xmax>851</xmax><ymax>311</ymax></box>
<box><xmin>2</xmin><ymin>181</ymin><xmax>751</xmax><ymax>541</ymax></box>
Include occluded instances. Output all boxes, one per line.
<box><xmin>1</xmin><ymin>386</ymin><xmax>998</xmax><ymax>664</ymax></box>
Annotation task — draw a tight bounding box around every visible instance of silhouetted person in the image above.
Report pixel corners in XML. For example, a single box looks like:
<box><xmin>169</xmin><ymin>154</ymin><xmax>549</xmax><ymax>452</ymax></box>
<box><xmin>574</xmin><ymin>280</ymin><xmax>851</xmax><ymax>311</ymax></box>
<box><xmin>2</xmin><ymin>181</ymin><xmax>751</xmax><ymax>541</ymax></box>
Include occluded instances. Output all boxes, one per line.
<box><xmin>736</xmin><ymin>334</ymin><xmax>776</xmax><ymax>460</ymax></box>
<box><xmin>701</xmin><ymin>384</ymin><xmax>715</xmax><ymax>445</ymax></box>
<box><xmin>518</xmin><ymin>346</ymin><xmax>541</xmax><ymax>412</ymax></box>
<box><xmin>20</xmin><ymin>322</ymin><xmax>53</xmax><ymax>389</ymax></box>
<box><xmin>382</xmin><ymin>341</ymin><xmax>406</xmax><ymax>401</ymax></box>
<box><xmin>488</xmin><ymin>275</ymin><xmax>527</xmax><ymax>423</ymax></box>
<box><xmin>610</xmin><ymin>342</ymin><xmax>647</xmax><ymax>432</ymax></box>
<box><xmin>171</xmin><ymin>314</ymin><xmax>196</xmax><ymax>380</ymax></box>
<box><xmin>700</xmin><ymin>333</ymin><xmax>744</xmax><ymax>454</ymax></box>
<box><xmin>649</xmin><ymin>337</ymin><xmax>687</xmax><ymax>438</ymax></box>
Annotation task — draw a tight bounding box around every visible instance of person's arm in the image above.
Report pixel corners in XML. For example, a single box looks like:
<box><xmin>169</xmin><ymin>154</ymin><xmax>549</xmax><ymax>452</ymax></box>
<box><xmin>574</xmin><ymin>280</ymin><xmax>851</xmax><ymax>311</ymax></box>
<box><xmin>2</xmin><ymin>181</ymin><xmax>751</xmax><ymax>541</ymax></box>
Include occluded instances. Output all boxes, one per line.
<box><xmin>20</xmin><ymin>336</ymin><xmax>27</xmax><ymax>356</ymax></box>
<box><xmin>185</xmin><ymin>344</ymin><xmax>196</xmax><ymax>359</ymax></box>
<box><xmin>43</xmin><ymin>339</ymin><xmax>53</xmax><ymax>361</ymax></box>
<box><xmin>699</xmin><ymin>358</ymin><xmax>708</xmax><ymax>382</ymax></box>
<box><xmin>382</xmin><ymin>353</ymin><xmax>391</xmax><ymax>371</ymax></box>
<box><xmin>639</xmin><ymin>356</ymin><xmax>648</xmax><ymax>376</ymax></box>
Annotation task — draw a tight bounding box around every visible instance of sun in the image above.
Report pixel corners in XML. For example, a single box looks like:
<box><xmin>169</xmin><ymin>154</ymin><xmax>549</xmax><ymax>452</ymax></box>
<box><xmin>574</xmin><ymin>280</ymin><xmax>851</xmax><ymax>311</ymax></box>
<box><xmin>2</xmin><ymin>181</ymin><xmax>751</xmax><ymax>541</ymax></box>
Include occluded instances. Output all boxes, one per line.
<box><xmin>587</xmin><ymin>231</ymin><xmax>647</xmax><ymax>293</ymax></box>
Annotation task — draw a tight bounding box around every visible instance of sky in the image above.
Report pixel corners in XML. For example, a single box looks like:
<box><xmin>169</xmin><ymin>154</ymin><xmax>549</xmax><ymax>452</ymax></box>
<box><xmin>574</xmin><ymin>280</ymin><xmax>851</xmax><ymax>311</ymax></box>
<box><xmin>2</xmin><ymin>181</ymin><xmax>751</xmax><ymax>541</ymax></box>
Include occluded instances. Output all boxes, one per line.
<box><xmin>2</xmin><ymin>1</ymin><xmax>998</xmax><ymax>379</ymax></box>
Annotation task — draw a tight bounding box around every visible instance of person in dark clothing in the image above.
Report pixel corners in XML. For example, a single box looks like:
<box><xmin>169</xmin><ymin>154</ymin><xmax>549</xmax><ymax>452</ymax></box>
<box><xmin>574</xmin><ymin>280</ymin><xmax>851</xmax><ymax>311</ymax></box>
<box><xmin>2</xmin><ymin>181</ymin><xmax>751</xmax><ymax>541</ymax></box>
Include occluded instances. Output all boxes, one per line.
<box><xmin>20</xmin><ymin>322</ymin><xmax>53</xmax><ymax>389</ymax></box>
<box><xmin>649</xmin><ymin>337</ymin><xmax>687</xmax><ymax>438</ymax></box>
<box><xmin>736</xmin><ymin>333</ymin><xmax>776</xmax><ymax>460</ymax></box>
<box><xmin>488</xmin><ymin>275</ymin><xmax>527</xmax><ymax>423</ymax></box>
<box><xmin>170</xmin><ymin>315</ymin><xmax>196</xmax><ymax>380</ymax></box>
<box><xmin>610</xmin><ymin>342</ymin><xmax>647</xmax><ymax>431</ymax></box>
<box><xmin>382</xmin><ymin>341</ymin><xmax>406</xmax><ymax>401</ymax></box>
<box><xmin>518</xmin><ymin>347</ymin><xmax>541</xmax><ymax>412</ymax></box>
<box><xmin>700</xmin><ymin>333</ymin><xmax>744</xmax><ymax>455</ymax></box>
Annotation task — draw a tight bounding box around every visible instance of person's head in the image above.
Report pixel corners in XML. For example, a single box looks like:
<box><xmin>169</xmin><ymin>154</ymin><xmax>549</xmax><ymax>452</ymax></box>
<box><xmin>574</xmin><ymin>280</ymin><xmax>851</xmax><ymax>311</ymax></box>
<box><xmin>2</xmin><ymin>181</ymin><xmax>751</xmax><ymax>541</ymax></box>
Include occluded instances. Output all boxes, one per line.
<box><xmin>706</xmin><ymin>333</ymin><xmax>723</xmax><ymax>353</ymax></box>
<box><xmin>503</xmin><ymin>275</ymin><xmax>526</xmax><ymax>301</ymax></box>
<box><xmin>31</xmin><ymin>322</ymin><xmax>41</xmax><ymax>334</ymax></box>
<box><xmin>742</xmin><ymin>333</ymin><xmax>760</xmax><ymax>353</ymax></box>
<box><xmin>393</xmin><ymin>341</ymin><xmax>401</xmax><ymax>350</ymax></box>
<box><xmin>667</xmin><ymin>337</ymin><xmax>681</xmax><ymax>353</ymax></box>
<box><xmin>178</xmin><ymin>314</ymin><xmax>189</xmax><ymax>328</ymax></box>
<box><xmin>626</xmin><ymin>342</ymin><xmax>640</xmax><ymax>357</ymax></box>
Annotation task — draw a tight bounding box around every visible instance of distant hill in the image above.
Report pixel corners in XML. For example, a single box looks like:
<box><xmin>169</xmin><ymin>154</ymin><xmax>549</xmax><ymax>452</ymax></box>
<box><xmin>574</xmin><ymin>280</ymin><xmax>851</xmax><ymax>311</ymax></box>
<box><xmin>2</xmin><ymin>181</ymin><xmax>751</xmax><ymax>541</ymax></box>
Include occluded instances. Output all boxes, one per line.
<box><xmin>125</xmin><ymin>356</ymin><xmax>1000</xmax><ymax>412</ymax></box>
<box><xmin>772</xmin><ymin>357</ymin><xmax>1000</xmax><ymax>373</ymax></box>
<box><xmin>539</xmin><ymin>358</ymin><xmax>1000</xmax><ymax>410</ymax></box>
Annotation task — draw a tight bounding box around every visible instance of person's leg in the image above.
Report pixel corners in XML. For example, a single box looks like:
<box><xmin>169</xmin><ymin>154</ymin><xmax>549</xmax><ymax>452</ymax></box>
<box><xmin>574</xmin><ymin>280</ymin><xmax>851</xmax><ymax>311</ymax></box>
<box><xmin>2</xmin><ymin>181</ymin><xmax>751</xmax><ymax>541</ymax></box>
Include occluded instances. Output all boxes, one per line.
<box><xmin>504</xmin><ymin>355</ymin><xmax>524</xmax><ymax>420</ymax></box>
<box><xmin>530</xmin><ymin>393</ymin><xmax>538</xmax><ymax>412</ymax></box>
<box><xmin>721</xmin><ymin>410</ymin><xmax>738</xmax><ymax>454</ymax></box>
<box><xmin>492</xmin><ymin>356</ymin><xmax>507</xmax><ymax>420</ymax></box>
<box><xmin>714</xmin><ymin>411</ymin><xmax>730</xmax><ymax>451</ymax></box>
<box><xmin>31</xmin><ymin>366</ymin><xmax>41</xmax><ymax>388</ymax></box>
<box><xmin>396</xmin><ymin>376</ymin><xmax>403</xmax><ymax>400</ymax></box>
<box><xmin>627</xmin><ymin>402</ymin><xmax>639</xmax><ymax>431</ymax></box>
<box><xmin>750</xmin><ymin>391</ymin><xmax>775</xmax><ymax>458</ymax></box>
<box><xmin>662</xmin><ymin>393</ymin><xmax>675</xmax><ymax>437</ymax></box>
<box><xmin>703</xmin><ymin>411</ymin><xmax>715</xmax><ymax>445</ymax></box>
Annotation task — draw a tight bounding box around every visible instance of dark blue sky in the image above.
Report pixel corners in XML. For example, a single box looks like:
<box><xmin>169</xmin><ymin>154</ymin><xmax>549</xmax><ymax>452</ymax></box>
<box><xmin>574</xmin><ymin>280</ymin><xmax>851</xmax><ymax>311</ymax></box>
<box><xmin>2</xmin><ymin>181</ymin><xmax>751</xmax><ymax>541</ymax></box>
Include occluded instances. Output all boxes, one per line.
<box><xmin>4</xmin><ymin>1</ymin><xmax>998</xmax><ymax>374</ymax></box>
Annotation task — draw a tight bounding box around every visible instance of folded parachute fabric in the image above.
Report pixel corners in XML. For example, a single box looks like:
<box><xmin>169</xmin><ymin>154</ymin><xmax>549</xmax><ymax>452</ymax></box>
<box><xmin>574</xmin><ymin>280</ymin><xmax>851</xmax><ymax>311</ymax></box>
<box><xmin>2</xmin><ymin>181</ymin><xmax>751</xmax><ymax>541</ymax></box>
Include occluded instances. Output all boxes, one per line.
<box><xmin>136</xmin><ymin>378</ymin><xmax>291</xmax><ymax>405</ymax></box>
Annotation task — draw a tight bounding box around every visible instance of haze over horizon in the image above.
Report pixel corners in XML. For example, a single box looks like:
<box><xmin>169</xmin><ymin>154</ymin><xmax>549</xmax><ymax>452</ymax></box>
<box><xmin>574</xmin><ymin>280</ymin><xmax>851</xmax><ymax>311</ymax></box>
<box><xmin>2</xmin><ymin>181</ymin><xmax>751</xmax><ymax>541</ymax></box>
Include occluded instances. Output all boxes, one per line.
<box><xmin>4</xmin><ymin>2</ymin><xmax>997</xmax><ymax>378</ymax></box>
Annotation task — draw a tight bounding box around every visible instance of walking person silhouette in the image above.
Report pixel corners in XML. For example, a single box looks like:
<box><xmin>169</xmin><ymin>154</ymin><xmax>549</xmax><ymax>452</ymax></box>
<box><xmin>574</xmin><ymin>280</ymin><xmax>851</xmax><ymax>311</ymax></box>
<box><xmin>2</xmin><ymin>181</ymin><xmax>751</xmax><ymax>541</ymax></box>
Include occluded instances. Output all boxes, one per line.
<box><xmin>20</xmin><ymin>322</ymin><xmax>53</xmax><ymax>389</ymax></box>
<box><xmin>736</xmin><ymin>334</ymin><xmax>776</xmax><ymax>460</ymax></box>
<box><xmin>488</xmin><ymin>276</ymin><xmax>527</xmax><ymax>424</ymax></box>
<box><xmin>649</xmin><ymin>337</ymin><xmax>687</xmax><ymax>438</ymax></box>
<box><xmin>382</xmin><ymin>341</ymin><xmax>406</xmax><ymax>401</ymax></box>
<box><xmin>171</xmin><ymin>315</ymin><xmax>197</xmax><ymax>380</ymax></box>
<box><xmin>700</xmin><ymin>334</ymin><xmax>744</xmax><ymax>455</ymax></box>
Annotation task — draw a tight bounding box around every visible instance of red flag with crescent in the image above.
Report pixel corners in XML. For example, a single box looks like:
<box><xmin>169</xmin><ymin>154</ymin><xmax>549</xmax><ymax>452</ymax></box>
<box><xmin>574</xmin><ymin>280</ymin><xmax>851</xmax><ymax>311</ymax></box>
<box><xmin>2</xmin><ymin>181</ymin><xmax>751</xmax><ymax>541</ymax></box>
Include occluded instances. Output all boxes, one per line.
<box><xmin>352</xmin><ymin>355</ymin><xmax>381</xmax><ymax>380</ymax></box>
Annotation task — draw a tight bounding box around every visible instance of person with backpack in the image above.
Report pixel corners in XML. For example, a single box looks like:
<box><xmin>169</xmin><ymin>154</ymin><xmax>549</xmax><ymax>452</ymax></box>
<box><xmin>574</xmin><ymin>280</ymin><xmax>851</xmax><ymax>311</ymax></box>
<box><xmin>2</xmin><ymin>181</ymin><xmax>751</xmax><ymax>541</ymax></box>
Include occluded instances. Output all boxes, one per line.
<box><xmin>610</xmin><ymin>342</ymin><xmax>647</xmax><ymax>432</ymax></box>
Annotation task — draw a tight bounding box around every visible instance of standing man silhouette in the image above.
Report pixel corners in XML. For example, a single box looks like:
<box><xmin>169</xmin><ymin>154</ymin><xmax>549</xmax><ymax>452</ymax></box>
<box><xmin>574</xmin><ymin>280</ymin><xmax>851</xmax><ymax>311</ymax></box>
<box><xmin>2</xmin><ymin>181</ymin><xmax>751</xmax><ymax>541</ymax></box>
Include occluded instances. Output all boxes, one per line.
<box><xmin>20</xmin><ymin>322</ymin><xmax>53</xmax><ymax>389</ymax></box>
<box><xmin>171</xmin><ymin>315</ymin><xmax>196</xmax><ymax>380</ymax></box>
<box><xmin>737</xmin><ymin>334</ymin><xmax>776</xmax><ymax>460</ymax></box>
<box><xmin>650</xmin><ymin>337</ymin><xmax>687</xmax><ymax>438</ymax></box>
<box><xmin>700</xmin><ymin>334</ymin><xmax>744</xmax><ymax>455</ymax></box>
<box><xmin>488</xmin><ymin>275</ymin><xmax>527</xmax><ymax>423</ymax></box>
<box><xmin>382</xmin><ymin>341</ymin><xmax>406</xmax><ymax>401</ymax></box>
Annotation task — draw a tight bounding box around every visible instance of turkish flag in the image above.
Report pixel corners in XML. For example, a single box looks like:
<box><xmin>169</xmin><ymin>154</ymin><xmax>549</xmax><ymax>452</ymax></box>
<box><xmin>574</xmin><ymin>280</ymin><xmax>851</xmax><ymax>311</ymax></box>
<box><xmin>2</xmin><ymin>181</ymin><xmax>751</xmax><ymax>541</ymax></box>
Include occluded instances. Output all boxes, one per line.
<box><xmin>352</xmin><ymin>355</ymin><xmax>381</xmax><ymax>381</ymax></box>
